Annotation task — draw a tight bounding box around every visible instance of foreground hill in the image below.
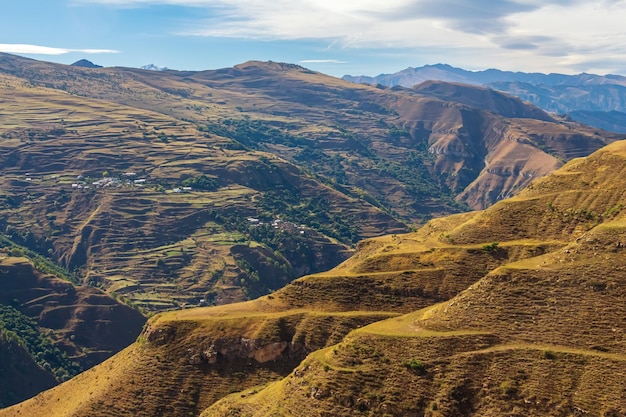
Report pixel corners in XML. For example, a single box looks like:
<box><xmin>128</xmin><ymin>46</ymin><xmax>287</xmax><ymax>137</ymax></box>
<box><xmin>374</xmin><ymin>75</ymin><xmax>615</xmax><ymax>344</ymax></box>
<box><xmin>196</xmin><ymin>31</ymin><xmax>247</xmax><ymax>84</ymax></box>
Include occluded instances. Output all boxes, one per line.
<box><xmin>6</xmin><ymin>140</ymin><xmax>626</xmax><ymax>416</ymax></box>
<box><xmin>206</xmin><ymin>141</ymin><xmax>626</xmax><ymax>416</ymax></box>
<box><xmin>0</xmin><ymin>254</ymin><xmax>145</xmax><ymax>407</ymax></box>
<box><xmin>0</xmin><ymin>53</ymin><xmax>622</xmax><ymax>312</ymax></box>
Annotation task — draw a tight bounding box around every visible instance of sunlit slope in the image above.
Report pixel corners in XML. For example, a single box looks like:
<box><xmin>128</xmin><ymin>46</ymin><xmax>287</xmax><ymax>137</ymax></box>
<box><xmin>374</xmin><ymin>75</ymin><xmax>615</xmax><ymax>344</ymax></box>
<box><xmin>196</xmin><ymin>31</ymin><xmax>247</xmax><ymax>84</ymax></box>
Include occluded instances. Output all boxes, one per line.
<box><xmin>0</xmin><ymin>299</ymin><xmax>398</xmax><ymax>417</ymax></box>
<box><xmin>204</xmin><ymin>141</ymin><xmax>626</xmax><ymax>416</ymax></box>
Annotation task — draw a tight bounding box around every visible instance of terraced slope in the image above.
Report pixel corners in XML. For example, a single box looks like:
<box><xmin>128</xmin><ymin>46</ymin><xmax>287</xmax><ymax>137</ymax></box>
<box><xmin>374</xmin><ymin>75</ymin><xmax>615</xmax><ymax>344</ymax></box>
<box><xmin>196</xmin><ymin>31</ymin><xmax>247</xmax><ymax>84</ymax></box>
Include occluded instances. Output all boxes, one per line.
<box><xmin>1</xmin><ymin>53</ymin><xmax>622</xmax><ymax>311</ymax></box>
<box><xmin>6</xmin><ymin>141</ymin><xmax>626</xmax><ymax>416</ymax></box>
<box><xmin>0</xmin><ymin>69</ymin><xmax>398</xmax><ymax>310</ymax></box>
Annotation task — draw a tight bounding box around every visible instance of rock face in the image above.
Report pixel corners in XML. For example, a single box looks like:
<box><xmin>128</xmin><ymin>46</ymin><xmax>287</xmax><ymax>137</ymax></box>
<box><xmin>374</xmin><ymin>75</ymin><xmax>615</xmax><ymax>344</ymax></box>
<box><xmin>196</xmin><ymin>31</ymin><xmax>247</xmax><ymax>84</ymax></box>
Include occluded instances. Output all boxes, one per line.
<box><xmin>196</xmin><ymin>338</ymin><xmax>291</xmax><ymax>364</ymax></box>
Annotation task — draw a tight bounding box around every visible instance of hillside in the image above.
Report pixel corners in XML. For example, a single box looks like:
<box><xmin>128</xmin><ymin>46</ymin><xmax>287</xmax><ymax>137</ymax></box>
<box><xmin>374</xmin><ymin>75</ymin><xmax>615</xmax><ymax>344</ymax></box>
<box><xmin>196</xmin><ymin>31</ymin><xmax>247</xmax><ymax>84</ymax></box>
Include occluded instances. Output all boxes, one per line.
<box><xmin>344</xmin><ymin>64</ymin><xmax>626</xmax><ymax>133</ymax></box>
<box><xmin>5</xmin><ymin>140</ymin><xmax>626</xmax><ymax>417</ymax></box>
<box><xmin>0</xmin><ymin>254</ymin><xmax>145</xmax><ymax>407</ymax></box>
<box><xmin>1</xmin><ymin>54</ymin><xmax>622</xmax><ymax>313</ymax></box>
<box><xmin>568</xmin><ymin>110</ymin><xmax>626</xmax><ymax>134</ymax></box>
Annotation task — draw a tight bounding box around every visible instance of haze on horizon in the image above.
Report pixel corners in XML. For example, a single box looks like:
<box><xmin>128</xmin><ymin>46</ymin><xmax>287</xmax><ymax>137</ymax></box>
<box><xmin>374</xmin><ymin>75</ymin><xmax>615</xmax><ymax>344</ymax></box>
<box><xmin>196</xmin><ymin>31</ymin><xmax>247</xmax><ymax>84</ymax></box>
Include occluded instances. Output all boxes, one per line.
<box><xmin>1</xmin><ymin>0</ymin><xmax>625</xmax><ymax>78</ymax></box>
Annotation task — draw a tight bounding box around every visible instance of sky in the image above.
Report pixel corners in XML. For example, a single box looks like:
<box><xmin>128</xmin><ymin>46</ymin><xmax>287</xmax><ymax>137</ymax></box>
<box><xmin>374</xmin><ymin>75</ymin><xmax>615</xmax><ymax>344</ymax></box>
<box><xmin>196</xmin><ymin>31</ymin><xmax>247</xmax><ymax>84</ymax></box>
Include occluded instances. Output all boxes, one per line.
<box><xmin>1</xmin><ymin>0</ymin><xmax>626</xmax><ymax>78</ymax></box>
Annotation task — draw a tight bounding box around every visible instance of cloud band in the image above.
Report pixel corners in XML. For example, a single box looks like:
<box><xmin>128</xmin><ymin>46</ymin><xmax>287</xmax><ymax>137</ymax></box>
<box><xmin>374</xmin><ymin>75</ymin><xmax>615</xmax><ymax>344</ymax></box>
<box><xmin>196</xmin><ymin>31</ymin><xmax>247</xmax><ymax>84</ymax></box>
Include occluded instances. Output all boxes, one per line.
<box><xmin>0</xmin><ymin>44</ymin><xmax>119</xmax><ymax>55</ymax></box>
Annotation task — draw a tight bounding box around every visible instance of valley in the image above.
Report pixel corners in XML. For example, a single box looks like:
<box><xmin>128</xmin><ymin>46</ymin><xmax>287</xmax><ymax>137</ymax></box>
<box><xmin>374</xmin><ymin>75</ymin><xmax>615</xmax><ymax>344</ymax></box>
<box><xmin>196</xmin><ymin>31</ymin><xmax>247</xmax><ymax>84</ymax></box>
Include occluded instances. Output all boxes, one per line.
<box><xmin>0</xmin><ymin>53</ymin><xmax>625</xmax><ymax>415</ymax></box>
<box><xmin>2</xmin><ymin>139</ymin><xmax>626</xmax><ymax>416</ymax></box>
<box><xmin>0</xmin><ymin>53</ymin><xmax>620</xmax><ymax>312</ymax></box>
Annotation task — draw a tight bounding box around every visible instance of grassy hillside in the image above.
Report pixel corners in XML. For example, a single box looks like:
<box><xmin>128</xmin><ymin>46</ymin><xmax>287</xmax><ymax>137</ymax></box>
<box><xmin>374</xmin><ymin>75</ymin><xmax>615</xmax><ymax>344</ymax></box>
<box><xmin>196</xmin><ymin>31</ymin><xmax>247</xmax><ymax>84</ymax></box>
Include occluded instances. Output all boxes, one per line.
<box><xmin>5</xmin><ymin>140</ymin><xmax>626</xmax><ymax>416</ymax></box>
<box><xmin>204</xmin><ymin>140</ymin><xmax>626</xmax><ymax>417</ymax></box>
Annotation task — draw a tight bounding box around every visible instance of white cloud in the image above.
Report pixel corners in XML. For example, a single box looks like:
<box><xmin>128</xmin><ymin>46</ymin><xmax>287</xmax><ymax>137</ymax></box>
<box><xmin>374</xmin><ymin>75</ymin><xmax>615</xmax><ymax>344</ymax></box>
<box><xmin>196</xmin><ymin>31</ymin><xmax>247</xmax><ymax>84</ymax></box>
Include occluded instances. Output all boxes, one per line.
<box><xmin>74</xmin><ymin>0</ymin><xmax>626</xmax><ymax>74</ymax></box>
<box><xmin>0</xmin><ymin>44</ymin><xmax>119</xmax><ymax>55</ymax></box>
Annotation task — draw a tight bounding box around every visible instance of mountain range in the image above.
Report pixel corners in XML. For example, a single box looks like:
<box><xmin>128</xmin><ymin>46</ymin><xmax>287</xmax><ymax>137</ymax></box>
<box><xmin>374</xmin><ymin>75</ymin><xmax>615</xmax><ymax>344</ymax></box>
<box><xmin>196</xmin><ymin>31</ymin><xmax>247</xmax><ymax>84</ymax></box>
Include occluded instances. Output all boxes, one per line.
<box><xmin>343</xmin><ymin>64</ymin><xmax>626</xmax><ymax>133</ymax></box>
<box><xmin>0</xmin><ymin>53</ymin><xmax>625</xmax><ymax>414</ymax></box>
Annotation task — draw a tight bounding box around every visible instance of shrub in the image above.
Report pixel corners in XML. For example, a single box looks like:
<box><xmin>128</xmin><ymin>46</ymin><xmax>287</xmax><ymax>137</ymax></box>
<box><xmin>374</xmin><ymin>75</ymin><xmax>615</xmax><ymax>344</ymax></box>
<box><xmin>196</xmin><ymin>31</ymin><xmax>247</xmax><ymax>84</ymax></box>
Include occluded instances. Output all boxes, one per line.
<box><xmin>181</xmin><ymin>175</ymin><xmax>218</xmax><ymax>191</ymax></box>
<box><xmin>482</xmin><ymin>242</ymin><xmax>500</xmax><ymax>252</ymax></box>
<box><xmin>403</xmin><ymin>358</ymin><xmax>426</xmax><ymax>374</ymax></box>
<box><xmin>500</xmin><ymin>381</ymin><xmax>517</xmax><ymax>396</ymax></box>
<box><xmin>543</xmin><ymin>350</ymin><xmax>556</xmax><ymax>360</ymax></box>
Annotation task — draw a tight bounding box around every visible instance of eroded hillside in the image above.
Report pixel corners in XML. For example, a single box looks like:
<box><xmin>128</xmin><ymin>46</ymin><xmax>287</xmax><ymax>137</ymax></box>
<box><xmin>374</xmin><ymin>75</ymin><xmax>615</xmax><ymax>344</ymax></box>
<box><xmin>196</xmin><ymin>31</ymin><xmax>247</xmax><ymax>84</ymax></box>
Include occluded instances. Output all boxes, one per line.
<box><xmin>0</xmin><ymin>255</ymin><xmax>145</xmax><ymax>407</ymax></box>
<box><xmin>5</xmin><ymin>140</ymin><xmax>626</xmax><ymax>417</ymax></box>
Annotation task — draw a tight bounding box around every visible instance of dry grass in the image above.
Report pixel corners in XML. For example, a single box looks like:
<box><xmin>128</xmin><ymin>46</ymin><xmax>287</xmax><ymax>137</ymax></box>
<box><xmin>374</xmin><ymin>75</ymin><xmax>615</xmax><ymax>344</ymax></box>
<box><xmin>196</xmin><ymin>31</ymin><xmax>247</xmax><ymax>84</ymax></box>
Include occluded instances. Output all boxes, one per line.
<box><xmin>200</xmin><ymin>140</ymin><xmax>626</xmax><ymax>416</ymax></box>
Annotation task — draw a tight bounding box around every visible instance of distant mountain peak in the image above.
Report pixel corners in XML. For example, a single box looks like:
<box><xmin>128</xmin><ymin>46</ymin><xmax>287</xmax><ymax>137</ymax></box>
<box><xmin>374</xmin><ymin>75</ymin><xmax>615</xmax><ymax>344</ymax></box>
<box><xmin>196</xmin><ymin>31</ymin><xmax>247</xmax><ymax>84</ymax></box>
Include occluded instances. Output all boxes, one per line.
<box><xmin>140</xmin><ymin>64</ymin><xmax>169</xmax><ymax>71</ymax></box>
<box><xmin>71</xmin><ymin>59</ymin><xmax>102</xmax><ymax>69</ymax></box>
<box><xmin>234</xmin><ymin>60</ymin><xmax>310</xmax><ymax>73</ymax></box>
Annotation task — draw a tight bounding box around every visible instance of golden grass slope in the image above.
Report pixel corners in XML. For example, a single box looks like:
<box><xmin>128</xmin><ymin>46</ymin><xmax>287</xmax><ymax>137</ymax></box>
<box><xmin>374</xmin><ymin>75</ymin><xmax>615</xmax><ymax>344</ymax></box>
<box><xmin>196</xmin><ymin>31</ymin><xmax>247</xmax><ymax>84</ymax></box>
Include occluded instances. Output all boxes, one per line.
<box><xmin>203</xmin><ymin>141</ymin><xmax>626</xmax><ymax>416</ymax></box>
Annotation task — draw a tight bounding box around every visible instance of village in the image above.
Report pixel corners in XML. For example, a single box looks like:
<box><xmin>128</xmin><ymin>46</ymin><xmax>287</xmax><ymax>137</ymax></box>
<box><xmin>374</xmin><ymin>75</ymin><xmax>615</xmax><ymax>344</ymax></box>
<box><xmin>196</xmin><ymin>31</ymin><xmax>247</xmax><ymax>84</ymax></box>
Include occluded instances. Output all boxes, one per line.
<box><xmin>246</xmin><ymin>216</ymin><xmax>307</xmax><ymax>236</ymax></box>
<box><xmin>12</xmin><ymin>171</ymin><xmax>197</xmax><ymax>194</ymax></box>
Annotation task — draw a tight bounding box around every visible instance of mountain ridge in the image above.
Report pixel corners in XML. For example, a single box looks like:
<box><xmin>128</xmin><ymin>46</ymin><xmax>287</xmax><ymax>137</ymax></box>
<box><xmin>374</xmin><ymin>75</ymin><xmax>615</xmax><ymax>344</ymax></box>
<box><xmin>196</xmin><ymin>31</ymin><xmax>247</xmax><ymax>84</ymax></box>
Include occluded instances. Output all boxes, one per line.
<box><xmin>344</xmin><ymin>63</ymin><xmax>626</xmax><ymax>88</ymax></box>
<box><xmin>343</xmin><ymin>63</ymin><xmax>626</xmax><ymax>133</ymax></box>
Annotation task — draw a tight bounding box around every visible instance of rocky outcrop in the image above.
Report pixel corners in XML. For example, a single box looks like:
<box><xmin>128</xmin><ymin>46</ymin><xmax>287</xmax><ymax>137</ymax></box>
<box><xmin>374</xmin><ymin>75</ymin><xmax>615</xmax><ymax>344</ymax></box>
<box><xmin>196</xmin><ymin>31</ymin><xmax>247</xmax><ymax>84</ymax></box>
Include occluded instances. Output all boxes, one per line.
<box><xmin>194</xmin><ymin>338</ymin><xmax>295</xmax><ymax>364</ymax></box>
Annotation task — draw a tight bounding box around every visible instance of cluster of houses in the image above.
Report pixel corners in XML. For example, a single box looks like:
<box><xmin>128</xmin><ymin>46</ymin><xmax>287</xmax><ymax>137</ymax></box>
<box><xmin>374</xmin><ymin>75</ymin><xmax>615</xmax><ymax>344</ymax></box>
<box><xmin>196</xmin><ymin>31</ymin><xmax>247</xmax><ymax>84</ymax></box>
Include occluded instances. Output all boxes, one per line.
<box><xmin>19</xmin><ymin>171</ymin><xmax>199</xmax><ymax>194</ymax></box>
<box><xmin>246</xmin><ymin>217</ymin><xmax>307</xmax><ymax>235</ymax></box>
<box><xmin>70</xmin><ymin>172</ymin><xmax>149</xmax><ymax>190</ymax></box>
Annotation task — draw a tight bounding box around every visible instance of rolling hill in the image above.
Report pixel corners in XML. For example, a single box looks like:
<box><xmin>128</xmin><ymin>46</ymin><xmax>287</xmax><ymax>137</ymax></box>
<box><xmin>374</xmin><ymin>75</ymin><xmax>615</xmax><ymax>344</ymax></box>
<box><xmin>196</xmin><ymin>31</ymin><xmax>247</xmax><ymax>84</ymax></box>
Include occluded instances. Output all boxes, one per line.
<box><xmin>0</xmin><ymin>53</ymin><xmax>622</xmax><ymax>313</ymax></box>
<box><xmin>4</xmin><ymin>138</ymin><xmax>626</xmax><ymax>417</ymax></box>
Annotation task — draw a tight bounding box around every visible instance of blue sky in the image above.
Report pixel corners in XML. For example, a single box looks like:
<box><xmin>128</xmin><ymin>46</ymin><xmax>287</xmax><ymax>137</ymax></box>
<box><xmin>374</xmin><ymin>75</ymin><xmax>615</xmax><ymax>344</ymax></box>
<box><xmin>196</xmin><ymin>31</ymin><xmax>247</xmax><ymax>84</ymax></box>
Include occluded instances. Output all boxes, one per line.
<box><xmin>2</xmin><ymin>0</ymin><xmax>626</xmax><ymax>77</ymax></box>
